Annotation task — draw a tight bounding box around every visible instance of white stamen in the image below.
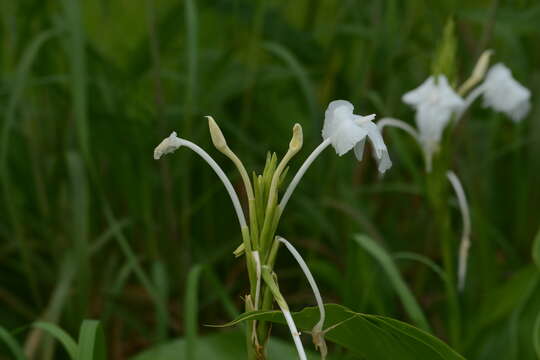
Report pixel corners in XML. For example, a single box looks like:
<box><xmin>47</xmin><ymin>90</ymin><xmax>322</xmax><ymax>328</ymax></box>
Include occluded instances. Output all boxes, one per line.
<box><xmin>446</xmin><ymin>171</ymin><xmax>471</xmax><ymax>292</ymax></box>
<box><xmin>281</xmin><ymin>308</ymin><xmax>307</xmax><ymax>360</ymax></box>
<box><xmin>457</xmin><ymin>85</ymin><xmax>485</xmax><ymax>120</ymax></box>
<box><xmin>154</xmin><ymin>132</ymin><xmax>247</xmax><ymax>229</ymax></box>
<box><xmin>280</xmin><ymin>138</ymin><xmax>332</xmax><ymax>212</ymax></box>
<box><xmin>278</xmin><ymin>236</ymin><xmax>327</xmax><ymax>358</ymax></box>
<box><xmin>377</xmin><ymin>117</ymin><xmax>422</xmax><ymax>145</ymax></box>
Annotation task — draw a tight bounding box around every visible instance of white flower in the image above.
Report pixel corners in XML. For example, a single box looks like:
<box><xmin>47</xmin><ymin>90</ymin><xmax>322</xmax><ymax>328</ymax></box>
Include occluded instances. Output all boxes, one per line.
<box><xmin>322</xmin><ymin>100</ymin><xmax>391</xmax><ymax>173</ymax></box>
<box><xmin>153</xmin><ymin>131</ymin><xmax>182</xmax><ymax>159</ymax></box>
<box><xmin>402</xmin><ymin>75</ymin><xmax>464</xmax><ymax>170</ymax></box>
<box><xmin>481</xmin><ymin>63</ymin><xmax>531</xmax><ymax>122</ymax></box>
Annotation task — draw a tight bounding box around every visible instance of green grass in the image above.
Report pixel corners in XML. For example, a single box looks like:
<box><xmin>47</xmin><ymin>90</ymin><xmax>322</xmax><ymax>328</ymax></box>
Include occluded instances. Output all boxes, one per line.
<box><xmin>1</xmin><ymin>0</ymin><xmax>540</xmax><ymax>359</ymax></box>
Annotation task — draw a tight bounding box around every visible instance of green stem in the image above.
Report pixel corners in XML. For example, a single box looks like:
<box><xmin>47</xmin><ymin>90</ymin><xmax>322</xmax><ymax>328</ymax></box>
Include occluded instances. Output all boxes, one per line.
<box><xmin>426</xmin><ymin>165</ymin><xmax>461</xmax><ymax>348</ymax></box>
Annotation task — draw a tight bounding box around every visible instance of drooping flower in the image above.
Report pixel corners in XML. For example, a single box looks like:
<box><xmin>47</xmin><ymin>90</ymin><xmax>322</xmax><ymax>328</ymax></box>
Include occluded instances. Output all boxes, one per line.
<box><xmin>402</xmin><ymin>75</ymin><xmax>464</xmax><ymax>170</ymax></box>
<box><xmin>481</xmin><ymin>63</ymin><xmax>531</xmax><ymax>122</ymax></box>
<box><xmin>322</xmin><ymin>100</ymin><xmax>391</xmax><ymax>173</ymax></box>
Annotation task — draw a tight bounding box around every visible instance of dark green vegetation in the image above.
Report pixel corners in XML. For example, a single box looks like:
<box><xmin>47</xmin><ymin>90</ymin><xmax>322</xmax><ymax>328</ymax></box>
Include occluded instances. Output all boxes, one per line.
<box><xmin>1</xmin><ymin>0</ymin><xmax>540</xmax><ymax>359</ymax></box>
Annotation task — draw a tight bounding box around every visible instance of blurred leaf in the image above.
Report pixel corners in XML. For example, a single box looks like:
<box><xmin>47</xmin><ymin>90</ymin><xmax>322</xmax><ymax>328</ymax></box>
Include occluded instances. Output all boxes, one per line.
<box><xmin>534</xmin><ymin>310</ymin><xmax>540</xmax><ymax>359</ymax></box>
<box><xmin>131</xmin><ymin>331</ymin><xmax>321</xmax><ymax>360</ymax></box>
<box><xmin>354</xmin><ymin>234</ymin><xmax>430</xmax><ymax>331</ymax></box>
<box><xmin>0</xmin><ymin>326</ymin><xmax>26</xmax><ymax>360</ymax></box>
<box><xmin>33</xmin><ymin>322</ymin><xmax>77</xmax><ymax>359</ymax></box>
<box><xmin>185</xmin><ymin>264</ymin><xmax>203</xmax><ymax>359</ymax></box>
<box><xmin>533</xmin><ymin>226</ymin><xmax>540</xmax><ymax>270</ymax></box>
<box><xmin>77</xmin><ymin>320</ymin><xmax>106</xmax><ymax>360</ymax></box>
<box><xmin>214</xmin><ymin>304</ymin><xmax>464</xmax><ymax>360</ymax></box>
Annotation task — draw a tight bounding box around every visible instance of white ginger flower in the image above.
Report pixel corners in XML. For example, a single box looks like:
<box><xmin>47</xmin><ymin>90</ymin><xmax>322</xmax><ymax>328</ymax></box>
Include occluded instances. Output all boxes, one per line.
<box><xmin>402</xmin><ymin>76</ymin><xmax>464</xmax><ymax>170</ymax></box>
<box><xmin>481</xmin><ymin>63</ymin><xmax>531</xmax><ymax>122</ymax></box>
<box><xmin>322</xmin><ymin>100</ymin><xmax>391</xmax><ymax>174</ymax></box>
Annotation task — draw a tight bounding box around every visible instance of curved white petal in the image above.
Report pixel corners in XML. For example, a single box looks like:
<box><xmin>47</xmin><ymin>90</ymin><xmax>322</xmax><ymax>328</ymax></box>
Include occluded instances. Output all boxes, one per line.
<box><xmin>329</xmin><ymin>120</ymin><xmax>368</xmax><ymax>156</ymax></box>
<box><xmin>482</xmin><ymin>63</ymin><xmax>531</xmax><ymax>122</ymax></box>
<box><xmin>363</xmin><ymin>121</ymin><xmax>392</xmax><ymax>173</ymax></box>
<box><xmin>402</xmin><ymin>77</ymin><xmax>436</xmax><ymax>106</ymax></box>
<box><xmin>322</xmin><ymin>100</ymin><xmax>376</xmax><ymax>157</ymax></box>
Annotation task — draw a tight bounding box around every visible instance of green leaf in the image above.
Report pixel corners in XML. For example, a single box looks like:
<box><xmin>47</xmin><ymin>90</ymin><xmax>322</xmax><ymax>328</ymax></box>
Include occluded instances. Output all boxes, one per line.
<box><xmin>131</xmin><ymin>331</ymin><xmax>322</xmax><ymax>360</ymax></box>
<box><xmin>533</xmin><ymin>226</ymin><xmax>540</xmax><ymax>270</ymax></box>
<box><xmin>33</xmin><ymin>322</ymin><xmax>77</xmax><ymax>359</ymax></box>
<box><xmin>78</xmin><ymin>320</ymin><xmax>107</xmax><ymax>360</ymax></box>
<box><xmin>0</xmin><ymin>326</ymin><xmax>26</xmax><ymax>360</ymax></box>
<box><xmin>214</xmin><ymin>304</ymin><xmax>464</xmax><ymax>360</ymax></box>
<box><xmin>354</xmin><ymin>234</ymin><xmax>430</xmax><ymax>331</ymax></box>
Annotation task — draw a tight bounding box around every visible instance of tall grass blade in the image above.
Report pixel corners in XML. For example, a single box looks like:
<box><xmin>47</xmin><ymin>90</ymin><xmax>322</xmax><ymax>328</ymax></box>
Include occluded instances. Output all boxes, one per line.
<box><xmin>61</xmin><ymin>0</ymin><xmax>90</xmax><ymax>159</ymax></box>
<box><xmin>185</xmin><ymin>264</ymin><xmax>203</xmax><ymax>359</ymax></box>
<box><xmin>354</xmin><ymin>234</ymin><xmax>430</xmax><ymax>331</ymax></box>
<box><xmin>263</xmin><ymin>42</ymin><xmax>318</xmax><ymax>137</ymax></box>
<box><xmin>0</xmin><ymin>27</ymin><xmax>60</xmax><ymax>305</ymax></box>
<box><xmin>66</xmin><ymin>151</ymin><xmax>90</xmax><ymax>315</ymax></box>
<box><xmin>104</xmin><ymin>206</ymin><xmax>167</xmax><ymax>341</ymax></box>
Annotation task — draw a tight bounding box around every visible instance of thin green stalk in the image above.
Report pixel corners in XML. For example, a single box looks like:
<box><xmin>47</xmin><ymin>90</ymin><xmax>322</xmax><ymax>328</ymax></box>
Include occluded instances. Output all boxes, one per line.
<box><xmin>185</xmin><ymin>264</ymin><xmax>203</xmax><ymax>360</ymax></box>
<box><xmin>426</xmin><ymin>163</ymin><xmax>461</xmax><ymax>348</ymax></box>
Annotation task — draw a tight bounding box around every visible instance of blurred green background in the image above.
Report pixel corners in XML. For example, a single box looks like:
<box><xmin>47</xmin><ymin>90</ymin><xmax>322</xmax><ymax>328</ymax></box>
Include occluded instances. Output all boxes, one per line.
<box><xmin>1</xmin><ymin>0</ymin><xmax>540</xmax><ymax>359</ymax></box>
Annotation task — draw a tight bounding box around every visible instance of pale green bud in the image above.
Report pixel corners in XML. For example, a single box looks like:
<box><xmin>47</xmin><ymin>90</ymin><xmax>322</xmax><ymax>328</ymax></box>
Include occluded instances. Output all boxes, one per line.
<box><xmin>206</xmin><ymin>116</ymin><xmax>228</xmax><ymax>152</ymax></box>
<box><xmin>289</xmin><ymin>123</ymin><xmax>303</xmax><ymax>153</ymax></box>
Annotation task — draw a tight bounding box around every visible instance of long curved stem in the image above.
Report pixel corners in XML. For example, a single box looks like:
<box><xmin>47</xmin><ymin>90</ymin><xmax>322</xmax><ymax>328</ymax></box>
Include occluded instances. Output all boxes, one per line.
<box><xmin>457</xmin><ymin>85</ymin><xmax>485</xmax><ymax>120</ymax></box>
<box><xmin>377</xmin><ymin>117</ymin><xmax>433</xmax><ymax>171</ymax></box>
<box><xmin>178</xmin><ymin>139</ymin><xmax>248</xmax><ymax>229</ymax></box>
<box><xmin>377</xmin><ymin>117</ymin><xmax>421</xmax><ymax>144</ymax></box>
<box><xmin>279</xmin><ymin>138</ymin><xmax>331</xmax><ymax>212</ymax></box>
<box><xmin>446</xmin><ymin>171</ymin><xmax>471</xmax><ymax>292</ymax></box>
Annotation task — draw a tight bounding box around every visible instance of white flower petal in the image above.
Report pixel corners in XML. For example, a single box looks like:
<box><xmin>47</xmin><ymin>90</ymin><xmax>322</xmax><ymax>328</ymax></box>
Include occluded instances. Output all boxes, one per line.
<box><xmin>402</xmin><ymin>77</ymin><xmax>436</xmax><ymax>107</ymax></box>
<box><xmin>153</xmin><ymin>131</ymin><xmax>182</xmax><ymax>159</ymax></box>
<box><xmin>363</xmin><ymin>121</ymin><xmax>392</xmax><ymax>173</ymax></box>
<box><xmin>482</xmin><ymin>63</ymin><xmax>531</xmax><ymax>122</ymax></box>
<box><xmin>353</xmin><ymin>138</ymin><xmax>366</xmax><ymax>161</ymax></box>
<box><xmin>402</xmin><ymin>75</ymin><xmax>464</xmax><ymax>170</ymax></box>
<box><xmin>322</xmin><ymin>100</ymin><xmax>369</xmax><ymax>156</ymax></box>
<box><xmin>322</xmin><ymin>100</ymin><xmax>354</xmax><ymax>140</ymax></box>
<box><xmin>330</xmin><ymin>120</ymin><xmax>368</xmax><ymax>156</ymax></box>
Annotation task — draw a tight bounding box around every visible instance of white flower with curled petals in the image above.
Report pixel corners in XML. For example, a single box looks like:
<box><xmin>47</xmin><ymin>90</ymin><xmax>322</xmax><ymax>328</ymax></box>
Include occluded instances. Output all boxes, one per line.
<box><xmin>481</xmin><ymin>63</ymin><xmax>531</xmax><ymax>122</ymax></box>
<box><xmin>402</xmin><ymin>75</ymin><xmax>464</xmax><ymax>170</ymax></box>
<box><xmin>322</xmin><ymin>100</ymin><xmax>392</xmax><ymax>173</ymax></box>
<box><xmin>153</xmin><ymin>131</ymin><xmax>182</xmax><ymax>160</ymax></box>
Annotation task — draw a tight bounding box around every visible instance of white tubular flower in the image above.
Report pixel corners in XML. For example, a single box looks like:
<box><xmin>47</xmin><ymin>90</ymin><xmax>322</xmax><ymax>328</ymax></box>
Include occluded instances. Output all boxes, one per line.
<box><xmin>153</xmin><ymin>131</ymin><xmax>248</xmax><ymax>229</ymax></box>
<box><xmin>402</xmin><ymin>76</ymin><xmax>464</xmax><ymax>171</ymax></box>
<box><xmin>322</xmin><ymin>100</ymin><xmax>391</xmax><ymax>174</ymax></box>
<box><xmin>481</xmin><ymin>63</ymin><xmax>531</xmax><ymax>122</ymax></box>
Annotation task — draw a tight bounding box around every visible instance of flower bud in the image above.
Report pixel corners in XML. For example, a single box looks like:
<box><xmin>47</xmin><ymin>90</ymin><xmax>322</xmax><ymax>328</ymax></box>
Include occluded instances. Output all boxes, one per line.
<box><xmin>206</xmin><ymin>116</ymin><xmax>228</xmax><ymax>152</ymax></box>
<box><xmin>471</xmin><ymin>49</ymin><xmax>493</xmax><ymax>82</ymax></box>
<box><xmin>288</xmin><ymin>123</ymin><xmax>303</xmax><ymax>153</ymax></box>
